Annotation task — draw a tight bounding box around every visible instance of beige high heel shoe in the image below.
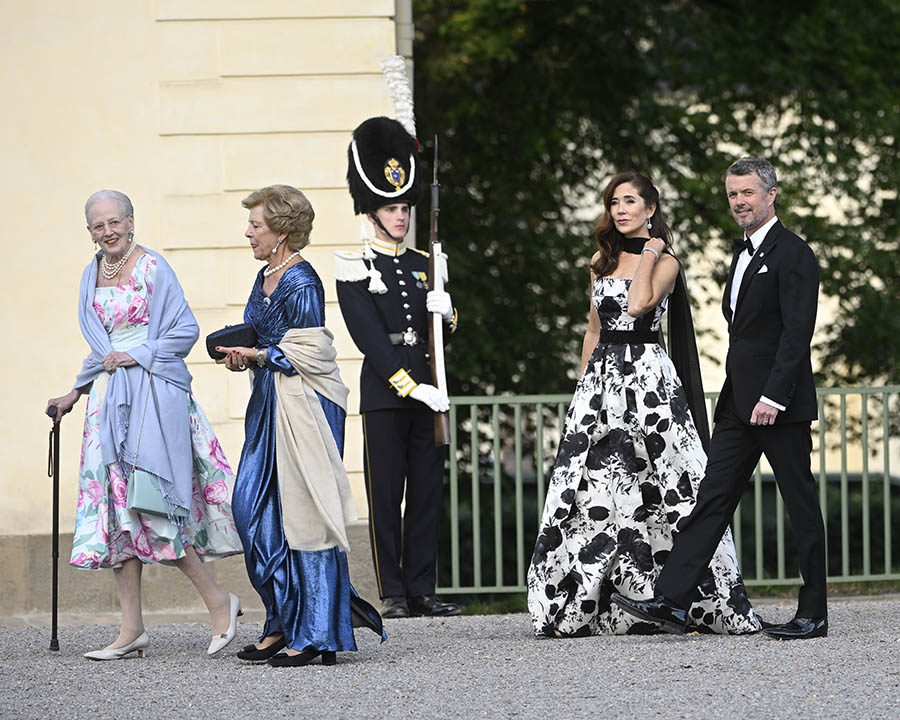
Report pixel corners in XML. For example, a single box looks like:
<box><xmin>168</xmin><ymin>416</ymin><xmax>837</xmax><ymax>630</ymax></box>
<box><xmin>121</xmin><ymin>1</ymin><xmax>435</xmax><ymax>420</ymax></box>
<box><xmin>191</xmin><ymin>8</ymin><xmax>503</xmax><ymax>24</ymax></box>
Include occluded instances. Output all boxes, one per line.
<box><xmin>83</xmin><ymin>631</ymin><xmax>150</xmax><ymax>660</ymax></box>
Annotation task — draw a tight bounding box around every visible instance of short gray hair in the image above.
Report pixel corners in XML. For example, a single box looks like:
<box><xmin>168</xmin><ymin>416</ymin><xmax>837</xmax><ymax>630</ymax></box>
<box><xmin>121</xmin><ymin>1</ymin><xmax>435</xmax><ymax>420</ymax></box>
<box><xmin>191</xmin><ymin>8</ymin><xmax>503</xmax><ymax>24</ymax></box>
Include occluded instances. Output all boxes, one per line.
<box><xmin>84</xmin><ymin>189</ymin><xmax>134</xmax><ymax>222</ymax></box>
<box><xmin>726</xmin><ymin>157</ymin><xmax>777</xmax><ymax>193</ymax></box>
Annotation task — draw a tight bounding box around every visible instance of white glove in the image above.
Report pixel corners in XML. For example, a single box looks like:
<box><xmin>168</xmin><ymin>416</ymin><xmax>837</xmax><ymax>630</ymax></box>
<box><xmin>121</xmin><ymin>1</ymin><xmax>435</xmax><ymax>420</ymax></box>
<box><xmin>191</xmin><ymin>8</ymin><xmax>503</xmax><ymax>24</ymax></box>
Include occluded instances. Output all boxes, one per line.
<box><xmin>426</xmin><ymin>290</ymin><xmax>454</xmax><ymax>322</ymax></box>
<box><xmin>409</xmin><ymin>383</ymin><xmax>450</xmax><ymax>413</ymax></box>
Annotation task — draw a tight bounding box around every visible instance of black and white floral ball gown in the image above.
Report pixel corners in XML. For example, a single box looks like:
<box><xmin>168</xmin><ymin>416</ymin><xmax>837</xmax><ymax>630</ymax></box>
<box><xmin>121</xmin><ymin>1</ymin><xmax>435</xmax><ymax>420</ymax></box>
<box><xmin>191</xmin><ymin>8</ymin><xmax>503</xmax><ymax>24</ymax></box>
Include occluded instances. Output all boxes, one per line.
<box><xmin>527</xmin><ymin>276</ymin><xmax>760</xmax><ymax>636</ymax></box>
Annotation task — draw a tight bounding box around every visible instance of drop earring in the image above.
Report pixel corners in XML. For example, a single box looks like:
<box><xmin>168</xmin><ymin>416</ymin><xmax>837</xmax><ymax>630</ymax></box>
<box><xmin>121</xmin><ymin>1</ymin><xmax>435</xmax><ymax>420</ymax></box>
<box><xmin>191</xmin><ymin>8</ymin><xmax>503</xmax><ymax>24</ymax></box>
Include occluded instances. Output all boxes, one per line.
<box><xmin>647</xmin><ymin>218</ymin><xmax>653</xmax><ymax>231</ymax></box>
<box><xmin>271</xmin><ymin>236</ymin><xmax>285</xmax><ymax>255</ymax></box>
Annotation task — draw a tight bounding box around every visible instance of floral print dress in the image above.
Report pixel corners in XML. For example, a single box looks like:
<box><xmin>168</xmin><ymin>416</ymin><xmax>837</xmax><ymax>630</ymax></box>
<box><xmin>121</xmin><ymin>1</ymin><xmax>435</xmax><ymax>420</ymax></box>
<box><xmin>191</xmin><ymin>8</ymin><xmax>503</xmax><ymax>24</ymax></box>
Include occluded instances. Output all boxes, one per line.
<box><xmin>527</xmin><ymin>277</ymin><xmax>760</xmax><ymax>636</ymax></box>
<box><xmin>70</xmin><ymin>253</ymin><xmax>243</xmax><ymax>569</ymax></box>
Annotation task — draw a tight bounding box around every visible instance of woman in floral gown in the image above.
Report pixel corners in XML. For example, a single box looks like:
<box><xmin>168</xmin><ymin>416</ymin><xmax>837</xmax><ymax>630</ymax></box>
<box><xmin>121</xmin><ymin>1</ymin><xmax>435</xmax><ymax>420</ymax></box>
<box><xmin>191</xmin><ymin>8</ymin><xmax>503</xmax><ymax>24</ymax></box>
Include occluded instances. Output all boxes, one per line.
<box><xmin>48</xmin><ymin>190</ymin><xmax>243</xmax><ymax>660</ymax></box>
<box><xmin>527</xmin><ymin>172</ymin><xmax>760</xmax><ymax>637</ymax></box>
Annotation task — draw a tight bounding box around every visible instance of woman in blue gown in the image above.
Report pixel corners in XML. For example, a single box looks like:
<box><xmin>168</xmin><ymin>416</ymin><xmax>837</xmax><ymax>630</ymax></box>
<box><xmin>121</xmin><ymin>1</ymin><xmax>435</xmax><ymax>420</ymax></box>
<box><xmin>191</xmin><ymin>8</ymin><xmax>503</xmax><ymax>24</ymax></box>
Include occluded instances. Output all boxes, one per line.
<box><xmin>216</xmin><ymin>184</ymin><xmax>384</xmax><ymax>666</ymax></box>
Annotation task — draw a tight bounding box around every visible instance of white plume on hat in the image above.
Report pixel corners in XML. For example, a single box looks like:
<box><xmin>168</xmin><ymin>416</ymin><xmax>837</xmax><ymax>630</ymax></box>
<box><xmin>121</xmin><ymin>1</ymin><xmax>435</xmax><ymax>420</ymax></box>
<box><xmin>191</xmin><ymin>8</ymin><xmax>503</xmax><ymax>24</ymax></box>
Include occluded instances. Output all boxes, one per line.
<box><xmin>379</xmin><ymin>55</ymin><xmax>416</xmax><ymax>139</ymax></box>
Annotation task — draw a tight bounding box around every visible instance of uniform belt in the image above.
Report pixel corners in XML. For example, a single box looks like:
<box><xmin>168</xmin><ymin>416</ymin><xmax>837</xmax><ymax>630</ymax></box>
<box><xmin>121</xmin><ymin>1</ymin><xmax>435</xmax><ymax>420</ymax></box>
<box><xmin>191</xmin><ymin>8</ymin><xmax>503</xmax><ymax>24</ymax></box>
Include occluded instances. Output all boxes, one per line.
<box><xmin>599</xmin><ymin>329</ymin><xmax>660</xmax><ymax>344</ymax></box>
<box><xmin>388</xmin><ymin>330</ymin><xmax>423</xmax><ymax>346</ymax></box>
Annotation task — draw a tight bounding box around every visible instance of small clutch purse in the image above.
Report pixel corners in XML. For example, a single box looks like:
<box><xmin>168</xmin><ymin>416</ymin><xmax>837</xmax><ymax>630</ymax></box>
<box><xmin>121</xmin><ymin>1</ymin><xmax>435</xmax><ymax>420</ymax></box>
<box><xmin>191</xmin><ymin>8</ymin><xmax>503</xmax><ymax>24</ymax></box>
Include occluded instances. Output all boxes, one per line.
<box><xmin>206</xmin><ymin>323</ymin><xmax>258</xmax><ymax>360</ymax></box>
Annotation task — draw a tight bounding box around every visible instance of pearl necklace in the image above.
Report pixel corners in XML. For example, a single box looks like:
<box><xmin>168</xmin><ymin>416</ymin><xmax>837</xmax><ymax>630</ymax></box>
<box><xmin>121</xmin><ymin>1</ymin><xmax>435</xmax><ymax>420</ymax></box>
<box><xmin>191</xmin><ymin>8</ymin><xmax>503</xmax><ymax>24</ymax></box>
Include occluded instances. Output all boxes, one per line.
<box><xmin>263</xmin><ymin>250</ymin><xmax>301</xmax><ymax>277</ymax></box>
<box><xmin>101</xmin><ymin>240</ymin><xmax>137</xmax><ymax>280</ymax></box>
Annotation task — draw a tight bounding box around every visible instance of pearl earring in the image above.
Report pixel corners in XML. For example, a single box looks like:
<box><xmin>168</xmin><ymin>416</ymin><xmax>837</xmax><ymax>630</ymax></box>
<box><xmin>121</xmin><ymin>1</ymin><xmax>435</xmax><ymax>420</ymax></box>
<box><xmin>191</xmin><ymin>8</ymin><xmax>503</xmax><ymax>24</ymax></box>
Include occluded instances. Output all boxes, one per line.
<box><xmin>271</xmin><ymin>237</ymin><xmax>285</xmax><ymax>255</ymax></box>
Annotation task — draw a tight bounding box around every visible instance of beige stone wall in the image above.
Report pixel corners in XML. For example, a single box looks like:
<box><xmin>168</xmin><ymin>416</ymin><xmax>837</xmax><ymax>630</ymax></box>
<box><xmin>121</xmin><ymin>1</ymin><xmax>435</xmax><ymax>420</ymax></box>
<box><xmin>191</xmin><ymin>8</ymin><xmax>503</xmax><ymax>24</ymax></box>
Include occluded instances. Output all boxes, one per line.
<box><xmin>1</xmin><ymin>0</ymin><xmax>400</xmax><ymax>539</ymax></box>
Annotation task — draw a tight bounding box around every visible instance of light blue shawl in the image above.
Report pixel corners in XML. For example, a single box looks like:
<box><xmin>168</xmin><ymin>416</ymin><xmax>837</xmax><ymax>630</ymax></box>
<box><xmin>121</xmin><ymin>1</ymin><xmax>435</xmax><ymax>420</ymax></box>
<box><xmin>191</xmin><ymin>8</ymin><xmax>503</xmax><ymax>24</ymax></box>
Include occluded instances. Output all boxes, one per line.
<box><xmin>74</xmin><ymin>248</ymin><xmax>198</xmax><ymax>519</ymax></box>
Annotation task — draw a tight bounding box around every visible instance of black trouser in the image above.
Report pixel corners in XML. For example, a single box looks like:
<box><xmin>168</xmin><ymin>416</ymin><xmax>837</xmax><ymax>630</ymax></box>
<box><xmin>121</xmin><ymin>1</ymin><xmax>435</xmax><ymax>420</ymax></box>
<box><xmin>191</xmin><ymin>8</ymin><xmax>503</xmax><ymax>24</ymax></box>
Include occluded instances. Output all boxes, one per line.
<box><xmin>362</xmin><ymin>408</ymin><xmax>445</xmax><ymax>599</ymax></box>
<box><xmin>657</xmin><ymin>396</ymin><xmax>828</xmax><ymax>618</ymax></box>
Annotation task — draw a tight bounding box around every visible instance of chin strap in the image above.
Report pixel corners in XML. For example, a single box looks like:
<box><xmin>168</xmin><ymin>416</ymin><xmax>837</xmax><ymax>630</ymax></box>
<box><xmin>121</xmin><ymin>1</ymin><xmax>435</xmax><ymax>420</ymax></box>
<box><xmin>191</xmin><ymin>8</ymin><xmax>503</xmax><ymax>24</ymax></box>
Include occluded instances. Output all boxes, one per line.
<box><xmin>369</xmin><ymin>212</ymin><xmax>403</xmax><ymax>243</ymax></box>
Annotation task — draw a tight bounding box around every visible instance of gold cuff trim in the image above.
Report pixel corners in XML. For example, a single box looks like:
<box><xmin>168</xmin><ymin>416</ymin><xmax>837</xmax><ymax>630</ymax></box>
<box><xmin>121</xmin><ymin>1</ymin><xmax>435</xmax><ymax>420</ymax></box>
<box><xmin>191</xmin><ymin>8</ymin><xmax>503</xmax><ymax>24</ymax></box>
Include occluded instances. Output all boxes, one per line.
<box><xmin>389</xmin><ymin>369</ymin><xmax>417</xmax><ymax>397</ymax></box>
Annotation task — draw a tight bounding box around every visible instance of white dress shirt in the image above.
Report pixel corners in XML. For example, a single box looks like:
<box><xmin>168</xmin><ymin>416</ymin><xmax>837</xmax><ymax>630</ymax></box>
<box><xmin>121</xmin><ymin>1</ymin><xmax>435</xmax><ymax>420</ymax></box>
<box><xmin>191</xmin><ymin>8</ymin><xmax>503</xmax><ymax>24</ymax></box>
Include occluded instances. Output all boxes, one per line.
<box><xmin>729</xmin><ymin>214</ymin><xmax>778</xmax><ymax>314</ymax></box>
<box><xmin>729</xmin><ymin>214</ymin><xmax>785</xmax><ymax>412</ymax></box>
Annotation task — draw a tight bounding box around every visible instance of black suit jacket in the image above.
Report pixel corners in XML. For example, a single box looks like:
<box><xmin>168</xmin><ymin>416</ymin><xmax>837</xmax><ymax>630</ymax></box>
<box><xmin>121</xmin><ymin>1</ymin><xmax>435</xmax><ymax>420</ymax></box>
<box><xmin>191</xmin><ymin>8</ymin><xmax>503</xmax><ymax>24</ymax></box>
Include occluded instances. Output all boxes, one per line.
<box><xmin>717</xmin><ymin>220</ymin><xmax>819</xmax><ymax>424</ymax></box>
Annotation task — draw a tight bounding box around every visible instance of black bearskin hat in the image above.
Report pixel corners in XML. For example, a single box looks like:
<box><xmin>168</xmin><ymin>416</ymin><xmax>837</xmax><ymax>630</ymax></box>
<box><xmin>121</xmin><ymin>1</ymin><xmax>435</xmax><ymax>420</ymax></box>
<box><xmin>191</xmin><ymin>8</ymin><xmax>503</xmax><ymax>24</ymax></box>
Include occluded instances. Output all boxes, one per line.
<box><xmin>347</xmin><ymin>116</ymin><xmax>423</xmax><ymax>215</ymax></box>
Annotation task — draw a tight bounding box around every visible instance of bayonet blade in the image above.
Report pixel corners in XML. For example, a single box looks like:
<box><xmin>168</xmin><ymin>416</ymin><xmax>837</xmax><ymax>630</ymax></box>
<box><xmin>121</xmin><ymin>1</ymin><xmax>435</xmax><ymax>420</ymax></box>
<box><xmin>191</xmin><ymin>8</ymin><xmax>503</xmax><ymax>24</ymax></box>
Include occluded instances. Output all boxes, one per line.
<box><xmin>433</xmin><ymin>134</ymin><xmax>439</xmax><ymax>184</ymax></box>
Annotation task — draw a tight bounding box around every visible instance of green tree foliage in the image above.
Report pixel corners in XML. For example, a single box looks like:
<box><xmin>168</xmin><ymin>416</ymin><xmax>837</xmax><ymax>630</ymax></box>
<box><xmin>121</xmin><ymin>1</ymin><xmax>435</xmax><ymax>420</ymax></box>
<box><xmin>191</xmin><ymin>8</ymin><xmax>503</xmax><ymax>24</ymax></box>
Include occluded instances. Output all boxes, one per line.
<box><xmin>413</xmin><ymin>0</ymin><xmax>900</xmax><ymax>394</ymax></box>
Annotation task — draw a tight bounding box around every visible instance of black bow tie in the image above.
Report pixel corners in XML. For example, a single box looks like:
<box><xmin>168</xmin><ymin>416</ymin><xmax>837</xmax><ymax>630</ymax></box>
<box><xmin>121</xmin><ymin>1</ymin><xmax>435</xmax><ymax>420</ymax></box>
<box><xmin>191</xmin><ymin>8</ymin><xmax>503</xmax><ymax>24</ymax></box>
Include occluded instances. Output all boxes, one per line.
<box><xmin>734</xmin><ymin>236</ymin><xmax>754</xmax><ymax>255</ymax></box>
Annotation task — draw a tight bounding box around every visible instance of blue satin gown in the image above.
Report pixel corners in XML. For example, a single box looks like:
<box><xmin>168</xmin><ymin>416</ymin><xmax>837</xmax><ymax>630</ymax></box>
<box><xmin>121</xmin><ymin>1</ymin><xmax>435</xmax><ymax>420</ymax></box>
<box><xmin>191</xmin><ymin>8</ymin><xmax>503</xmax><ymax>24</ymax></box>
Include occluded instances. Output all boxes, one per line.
<box><xmin>232</xmin><ymin>261</ymin><xmax>367</xmax><ymax>653</ymax></box>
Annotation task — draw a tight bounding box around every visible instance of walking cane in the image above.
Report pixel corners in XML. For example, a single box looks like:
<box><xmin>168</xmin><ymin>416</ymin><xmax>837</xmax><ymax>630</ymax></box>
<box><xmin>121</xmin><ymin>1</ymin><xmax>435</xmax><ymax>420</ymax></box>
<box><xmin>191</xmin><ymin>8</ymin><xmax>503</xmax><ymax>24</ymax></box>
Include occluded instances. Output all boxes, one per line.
<box><xmin>45</xmin><ymin>405</ymin><xmax>60</xmax><ymax>651</ymax></box>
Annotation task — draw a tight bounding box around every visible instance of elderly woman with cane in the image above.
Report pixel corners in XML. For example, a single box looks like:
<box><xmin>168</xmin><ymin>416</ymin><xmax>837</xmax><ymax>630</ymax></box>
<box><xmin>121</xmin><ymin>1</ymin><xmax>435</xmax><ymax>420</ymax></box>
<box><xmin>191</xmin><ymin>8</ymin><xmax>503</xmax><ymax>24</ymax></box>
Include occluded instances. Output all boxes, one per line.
<box><xmin>214</xmin><ymin>184</ymin><xmax>383</xmax><ymax>667</ymax></box>
<box><xmin>47</xmin><ymin>189</ymin><xmax>243</xmax><ymax>659</ymax></box>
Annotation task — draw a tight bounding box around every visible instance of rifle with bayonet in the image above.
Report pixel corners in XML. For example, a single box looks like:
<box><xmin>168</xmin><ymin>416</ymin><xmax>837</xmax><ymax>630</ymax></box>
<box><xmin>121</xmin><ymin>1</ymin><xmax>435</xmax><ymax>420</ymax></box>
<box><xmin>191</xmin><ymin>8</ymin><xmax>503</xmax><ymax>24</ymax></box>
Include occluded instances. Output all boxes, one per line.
<box><xmin>428</xmin><ymin>136</ymin><xmax>451</xmax><ymax>446</ymax></box>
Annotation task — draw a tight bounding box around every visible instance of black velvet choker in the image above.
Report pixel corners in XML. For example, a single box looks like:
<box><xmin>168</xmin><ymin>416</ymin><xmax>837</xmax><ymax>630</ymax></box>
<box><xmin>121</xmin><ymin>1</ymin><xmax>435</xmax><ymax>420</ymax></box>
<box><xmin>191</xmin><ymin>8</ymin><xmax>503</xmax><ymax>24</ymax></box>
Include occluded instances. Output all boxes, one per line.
<box><xmin>622</xmin><ymin>237</ymin><xmax>648</xmax><ymax>255</ymax></box>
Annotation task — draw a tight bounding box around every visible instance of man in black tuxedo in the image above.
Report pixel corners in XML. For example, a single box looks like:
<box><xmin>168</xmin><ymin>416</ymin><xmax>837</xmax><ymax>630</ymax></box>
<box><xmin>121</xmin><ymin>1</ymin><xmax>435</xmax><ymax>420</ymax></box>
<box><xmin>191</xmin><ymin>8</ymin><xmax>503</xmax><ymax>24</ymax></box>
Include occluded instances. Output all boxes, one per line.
<box><xmin>613</xmin><ymin>157</ymin><xmax>827</xmax><ymax>639</ymax></box>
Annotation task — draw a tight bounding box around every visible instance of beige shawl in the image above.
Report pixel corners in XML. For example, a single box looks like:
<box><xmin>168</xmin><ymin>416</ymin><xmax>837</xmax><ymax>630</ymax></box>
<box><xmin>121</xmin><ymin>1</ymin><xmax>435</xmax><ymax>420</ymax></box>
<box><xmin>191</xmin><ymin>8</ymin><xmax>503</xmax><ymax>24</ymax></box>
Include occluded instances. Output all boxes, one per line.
<box><xmin>273</xmin><ymin>327</ymin><xmax>357</xmax><ymax>552</ymax></box>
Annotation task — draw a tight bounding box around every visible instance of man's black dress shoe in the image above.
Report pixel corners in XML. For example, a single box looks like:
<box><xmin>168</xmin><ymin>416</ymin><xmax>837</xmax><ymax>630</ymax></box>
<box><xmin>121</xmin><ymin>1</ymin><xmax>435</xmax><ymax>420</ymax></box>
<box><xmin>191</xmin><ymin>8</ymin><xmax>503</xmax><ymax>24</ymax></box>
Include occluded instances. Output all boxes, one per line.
<box><xmin>267</xmin><ymin>649</ymin><xmax>337</xmax><ymax>667</ymax></box>
<box><xmin>762</xmin><ymin>617</ymin><xmax>827</xmax><ymax>640</ymax></box>
<box><xmin>407</xmin><ymin>594</ymin><xmax>462</xmax><ymax>617</ymax></box>
<box><xmin>381</xmin><ymin>596</ymin><xmax>411</xmax><ymax>619</ymax></box>
<box><xmin>611</xmin><ymin>593</ymin><xmax>687</xmax><ymax>635</ymax></box>
<box><xmin>236</xmin><ymin>636</ymin><xmax>287</xmax><ymax>661</ymax></box>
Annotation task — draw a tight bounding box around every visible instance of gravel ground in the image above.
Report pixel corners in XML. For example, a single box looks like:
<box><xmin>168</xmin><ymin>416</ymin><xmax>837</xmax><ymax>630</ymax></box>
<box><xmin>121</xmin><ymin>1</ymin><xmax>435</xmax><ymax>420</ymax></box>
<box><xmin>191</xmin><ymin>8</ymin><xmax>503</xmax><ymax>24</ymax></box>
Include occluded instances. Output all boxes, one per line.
<box><xmin>1</xmin><ymin>597</ymin><xmax>898</xmax><ymax>720</ymax></box>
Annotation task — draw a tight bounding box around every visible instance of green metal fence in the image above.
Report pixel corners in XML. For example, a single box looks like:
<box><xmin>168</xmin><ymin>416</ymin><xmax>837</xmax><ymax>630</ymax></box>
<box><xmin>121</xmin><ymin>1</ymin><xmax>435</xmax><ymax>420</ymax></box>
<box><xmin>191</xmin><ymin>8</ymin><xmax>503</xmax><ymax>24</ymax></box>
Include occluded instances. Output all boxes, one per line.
<box><xmin>437</xmin><ymin>386</ymin><xmax>900</xmax><ymax>594</ymax></box>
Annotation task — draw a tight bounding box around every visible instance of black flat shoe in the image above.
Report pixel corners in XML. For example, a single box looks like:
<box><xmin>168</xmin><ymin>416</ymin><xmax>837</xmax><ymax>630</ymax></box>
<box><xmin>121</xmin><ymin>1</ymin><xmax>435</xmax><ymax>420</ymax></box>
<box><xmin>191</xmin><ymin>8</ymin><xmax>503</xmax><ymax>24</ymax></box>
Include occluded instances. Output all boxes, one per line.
<box><xmin>762</xmin><ymin>617</ymin><xmax>827</xmax><ymax>640</ymax></box>
<box><xmin>407</xmin><ymin>595</ymin><xmax>462</xmax><ymax>617</ymax></box>
<box><xmin>267</xmin><ymin>649</ymin><xmax>337</xmax><ymax>667</ymax></box>
<box><xmin>611</xmin><ymin>593</ymin><xmax>687</xmax><ymax>635</ymax></box>
<box><xmin>381</xmin><ymin>596</ymin><xmax>411</xmax><ymax>619</ymax></box>
<box><xmin>236</xmin><ymin>636</ymin><xmax>287</xmax><ymax>661</ymax></box>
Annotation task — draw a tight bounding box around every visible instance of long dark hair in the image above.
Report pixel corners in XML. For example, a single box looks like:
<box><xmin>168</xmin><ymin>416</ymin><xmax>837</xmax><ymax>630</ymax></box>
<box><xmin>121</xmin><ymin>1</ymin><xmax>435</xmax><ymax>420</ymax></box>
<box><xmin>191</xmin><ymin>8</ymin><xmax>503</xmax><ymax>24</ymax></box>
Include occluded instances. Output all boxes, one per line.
<box><xmin>591</xmin><ymin>171</ymin><xmax>672</xmax><ymax>277</ymax></box>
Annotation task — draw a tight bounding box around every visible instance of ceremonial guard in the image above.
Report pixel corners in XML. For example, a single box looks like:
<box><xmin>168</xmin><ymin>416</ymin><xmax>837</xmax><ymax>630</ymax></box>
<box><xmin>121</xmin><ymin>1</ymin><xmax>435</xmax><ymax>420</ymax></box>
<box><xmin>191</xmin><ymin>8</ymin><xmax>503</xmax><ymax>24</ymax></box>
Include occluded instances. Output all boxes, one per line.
<box><xmin>336</xmin><ymin>101</ymin><xmax>461</xmax><ymax>618</ymax></box>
